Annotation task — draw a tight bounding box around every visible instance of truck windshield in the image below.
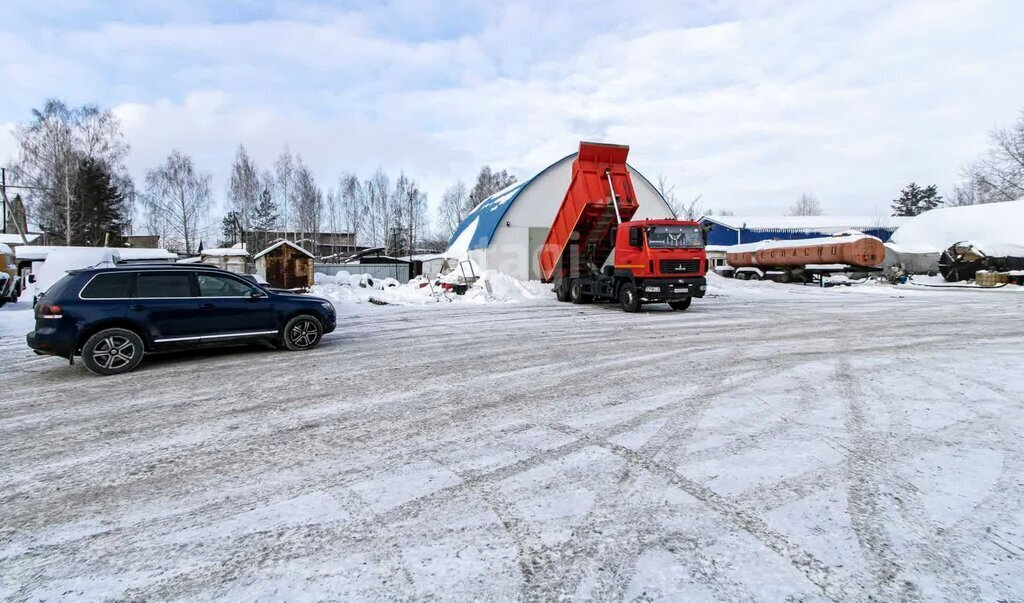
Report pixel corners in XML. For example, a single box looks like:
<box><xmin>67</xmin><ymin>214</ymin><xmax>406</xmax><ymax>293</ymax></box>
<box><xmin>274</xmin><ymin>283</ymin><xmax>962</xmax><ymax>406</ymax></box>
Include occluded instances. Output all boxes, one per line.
<box><xmin>646</xmin><ymin>225</ymin><xmax>704</xmax><ymax>248</ymax></box>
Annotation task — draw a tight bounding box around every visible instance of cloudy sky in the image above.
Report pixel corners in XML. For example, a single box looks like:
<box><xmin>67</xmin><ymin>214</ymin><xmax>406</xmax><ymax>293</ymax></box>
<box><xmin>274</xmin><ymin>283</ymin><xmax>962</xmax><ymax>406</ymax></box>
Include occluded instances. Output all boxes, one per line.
<box><xmin>2</xmin><ymin>0</ymin><xmax>1022</xmax><ymax>222</ymax></box>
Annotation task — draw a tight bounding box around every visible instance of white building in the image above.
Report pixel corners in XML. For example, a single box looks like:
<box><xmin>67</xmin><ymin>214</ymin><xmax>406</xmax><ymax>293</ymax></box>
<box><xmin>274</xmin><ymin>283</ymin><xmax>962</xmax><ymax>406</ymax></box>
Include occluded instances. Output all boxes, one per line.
<box><xmin>446</xmin><ymin>151</ymin><xmax>674</xmax><ymax>281</ymax></box>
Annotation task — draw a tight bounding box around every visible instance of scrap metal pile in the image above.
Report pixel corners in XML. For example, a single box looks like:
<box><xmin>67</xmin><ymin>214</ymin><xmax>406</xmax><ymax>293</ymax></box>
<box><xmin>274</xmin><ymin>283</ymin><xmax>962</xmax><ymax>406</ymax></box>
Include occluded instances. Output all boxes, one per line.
<box><xmin>938</xmin><ymin>241</ymin><xmax>1024</xmax><ymax>284</ymax></box>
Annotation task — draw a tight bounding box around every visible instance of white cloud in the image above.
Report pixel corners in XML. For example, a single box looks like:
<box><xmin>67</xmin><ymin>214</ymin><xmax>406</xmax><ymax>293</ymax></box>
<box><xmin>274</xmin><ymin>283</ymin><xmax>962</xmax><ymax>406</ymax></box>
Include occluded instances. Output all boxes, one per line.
<box><xmin>1</xmin><ymin>0</ymin><xmax>1023</xmax><ymax>222</ymax></box>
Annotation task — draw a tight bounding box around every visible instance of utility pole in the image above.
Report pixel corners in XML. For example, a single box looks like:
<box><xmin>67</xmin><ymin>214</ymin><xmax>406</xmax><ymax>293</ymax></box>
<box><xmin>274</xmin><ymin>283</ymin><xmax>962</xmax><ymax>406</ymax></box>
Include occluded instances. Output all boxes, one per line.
<box><xmin>1</xmin><ymin>168</ymin><xmax>31</xmax><ymax>245</ymax></box>
<box><xmin>407</xmin><ymin>189</ymin><xmax>415</xmax><ymax>257</ymax></box>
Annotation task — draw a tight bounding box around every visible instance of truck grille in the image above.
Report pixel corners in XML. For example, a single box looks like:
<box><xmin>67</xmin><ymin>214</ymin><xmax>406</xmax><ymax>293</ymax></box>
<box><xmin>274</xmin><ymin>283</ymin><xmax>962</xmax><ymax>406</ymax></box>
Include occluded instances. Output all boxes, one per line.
<box><xmin>660</xmin><ymin>259</ymin><xmax>700</xmax><ymax>274</ymax></box>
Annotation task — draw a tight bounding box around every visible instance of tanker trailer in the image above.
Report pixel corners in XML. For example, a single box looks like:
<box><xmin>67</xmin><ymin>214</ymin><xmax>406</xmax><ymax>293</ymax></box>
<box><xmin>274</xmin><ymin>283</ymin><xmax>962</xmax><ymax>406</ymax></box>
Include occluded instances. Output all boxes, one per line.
<box><xmin>725</xmin><ymin>233</ymin><xmax>886</xmax><ymax>283</ymax></box>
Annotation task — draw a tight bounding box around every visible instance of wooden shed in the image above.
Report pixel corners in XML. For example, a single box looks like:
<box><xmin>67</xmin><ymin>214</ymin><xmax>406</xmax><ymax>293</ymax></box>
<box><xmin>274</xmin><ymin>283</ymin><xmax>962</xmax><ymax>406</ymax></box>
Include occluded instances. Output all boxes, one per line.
<box><xmin>254</xmin><ymin>240</ymin><xmax>315</xmax><ymax>289</ymax></box>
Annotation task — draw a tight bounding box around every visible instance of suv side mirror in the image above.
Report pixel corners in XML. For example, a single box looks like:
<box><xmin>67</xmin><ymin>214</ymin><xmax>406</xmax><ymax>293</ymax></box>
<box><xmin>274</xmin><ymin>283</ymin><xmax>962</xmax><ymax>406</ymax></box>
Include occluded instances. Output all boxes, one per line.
<box><xmin>628</xmin><ymin>226</ymin><xmax>643</xmax><ymax>248</ymax></box>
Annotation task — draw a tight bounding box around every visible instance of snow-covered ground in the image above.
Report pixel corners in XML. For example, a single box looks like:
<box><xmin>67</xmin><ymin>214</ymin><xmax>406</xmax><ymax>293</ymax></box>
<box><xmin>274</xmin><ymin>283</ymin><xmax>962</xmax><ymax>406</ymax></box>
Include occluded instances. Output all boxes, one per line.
<box><xmin>2</xmin><ymin>276</ymin><xmax>1024</xmax><ymax>600</ymax></box>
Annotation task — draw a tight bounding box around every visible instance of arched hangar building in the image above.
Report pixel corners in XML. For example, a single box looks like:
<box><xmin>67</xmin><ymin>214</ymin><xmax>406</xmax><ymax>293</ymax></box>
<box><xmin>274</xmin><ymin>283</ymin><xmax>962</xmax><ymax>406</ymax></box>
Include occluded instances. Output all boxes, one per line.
<box><xmin>446</xmin><ymin>149</ymin><xmax>675</xmax><ymax>281</ymax></box>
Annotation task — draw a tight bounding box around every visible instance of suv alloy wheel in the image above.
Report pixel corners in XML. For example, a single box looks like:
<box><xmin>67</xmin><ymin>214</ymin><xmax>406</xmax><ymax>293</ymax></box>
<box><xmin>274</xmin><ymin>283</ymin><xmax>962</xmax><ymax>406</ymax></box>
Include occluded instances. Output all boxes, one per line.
<box><xmin>82</xmin><ymin>328</ymin><xmax>145</xmax><ymax>376</ymax></box>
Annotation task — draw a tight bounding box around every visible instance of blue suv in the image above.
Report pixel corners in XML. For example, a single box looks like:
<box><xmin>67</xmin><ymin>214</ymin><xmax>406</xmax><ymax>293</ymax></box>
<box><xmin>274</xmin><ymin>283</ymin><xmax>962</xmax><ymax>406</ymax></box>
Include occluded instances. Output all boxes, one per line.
<box><xmin>27</xmin><ymin>264</ymin><xmax>336</xmax><ymax>375</ymax></box>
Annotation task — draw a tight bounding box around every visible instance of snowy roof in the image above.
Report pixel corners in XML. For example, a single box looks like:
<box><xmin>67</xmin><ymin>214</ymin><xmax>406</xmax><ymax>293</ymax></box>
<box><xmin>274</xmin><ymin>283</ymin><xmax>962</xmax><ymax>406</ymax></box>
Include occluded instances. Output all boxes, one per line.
<box><xmin>889</xmin><ymin>198</ymin><xmax>1024</xmax><ymax>251</ymax></box>
<box><xmin>0</xmin><ymin>242</ymin><xmax>11</xmax><ymax>255</ymax></box>
<box><xmin>0</xmin><ymin>233</ymin><xmax>41</xmax><ymax>245</ymax></box>
<box><xmin>699</xmin><ymin>215</ymin><xmax>905</xmax><ymax>232</ymax></box>
<box><xmin>253</xmin><ymin>240</ymin><xmax>314</xmax><ymax>260</ymax></box>
<box><xmin>447</xmin><ymin>178</ymin><xmax>531</xmax><ymax>252</ymax></box>
<box><xmin>14</xmin><ymin>245</ymin><xmax>177</xmax><ymax>262</ymax></box>
<box><xmin>200</xmin><ymin>248</ymin><xmax>250</xmax><ymax>257</ymax></box>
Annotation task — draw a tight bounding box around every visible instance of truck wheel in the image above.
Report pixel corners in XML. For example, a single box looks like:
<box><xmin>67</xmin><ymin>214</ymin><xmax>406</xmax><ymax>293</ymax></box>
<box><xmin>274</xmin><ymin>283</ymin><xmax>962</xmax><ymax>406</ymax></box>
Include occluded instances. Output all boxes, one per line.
<box><xmin>555</xmin><ymin>280</ymin><xmax>571</xmax><ymax>302</ymax></box>
<box><xmin>82</xmin><ymin>328</ymin><xmax>145</xmax><ymax>376</ymax></box>
<box><xmin>619</xmin><ymin>285</ymin><xmax>641</xmax><ymax>313</ymax></box>
<box><xmin>669</xmin><ymin>298</ymin><xmax>692</xmax><ymax>311</ymax></box>
<box><xmin>747</xmin><ymin>272</ymin><xmax>761</xmax><ymax>281</ymax></box>
<box><xmin>569</xmin><ymin>279</ymin><xmax>590</xmax><ymax>304</ymax></box>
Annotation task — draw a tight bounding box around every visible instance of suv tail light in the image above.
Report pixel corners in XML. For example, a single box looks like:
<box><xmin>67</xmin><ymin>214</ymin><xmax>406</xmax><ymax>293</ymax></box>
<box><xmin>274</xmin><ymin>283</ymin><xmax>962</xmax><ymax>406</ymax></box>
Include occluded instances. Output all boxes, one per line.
<box><xmin>37</xmin><ymin>303</ymin><xmax>63</xmax><ymax>319</ymax></box>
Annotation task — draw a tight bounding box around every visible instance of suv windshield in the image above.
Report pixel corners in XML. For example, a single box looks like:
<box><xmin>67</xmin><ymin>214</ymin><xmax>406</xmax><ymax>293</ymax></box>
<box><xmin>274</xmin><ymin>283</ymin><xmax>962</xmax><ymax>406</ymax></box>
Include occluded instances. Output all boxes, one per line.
<box><xmin>646</xmin><ymin>225</ymin><xmax>704</xmax><ymax>248</ymax></box>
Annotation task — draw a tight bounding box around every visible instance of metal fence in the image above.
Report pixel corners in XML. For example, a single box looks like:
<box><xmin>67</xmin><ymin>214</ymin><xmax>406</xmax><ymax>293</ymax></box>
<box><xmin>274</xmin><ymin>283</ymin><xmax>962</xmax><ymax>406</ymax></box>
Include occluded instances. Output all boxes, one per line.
<box><xmin>314</xmin><ymin>263</ymin><xmax>410</xmax><ymax>281</ymax></box>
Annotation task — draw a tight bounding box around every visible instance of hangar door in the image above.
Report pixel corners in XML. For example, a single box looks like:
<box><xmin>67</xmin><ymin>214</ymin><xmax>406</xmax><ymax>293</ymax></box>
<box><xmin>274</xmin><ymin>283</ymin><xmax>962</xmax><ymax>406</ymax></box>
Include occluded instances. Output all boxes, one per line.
<box><xmin>528</xmin><ymin>227</ymin><xmax>549</xmax><ymax>281</ymax></box>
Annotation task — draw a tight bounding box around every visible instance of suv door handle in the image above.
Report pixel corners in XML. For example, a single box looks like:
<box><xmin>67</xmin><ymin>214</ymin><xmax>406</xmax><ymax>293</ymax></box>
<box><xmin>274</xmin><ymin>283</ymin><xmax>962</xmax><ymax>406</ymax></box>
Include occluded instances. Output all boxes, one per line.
<box><xmin>131</xmin><ymin>304</ymin><xmax>145</xmax><ymax>311</ymax></box>
<box><xmin>199</xmin><ymin>302</ymin><xmax>215</xmax><ymax>309</ymax></box>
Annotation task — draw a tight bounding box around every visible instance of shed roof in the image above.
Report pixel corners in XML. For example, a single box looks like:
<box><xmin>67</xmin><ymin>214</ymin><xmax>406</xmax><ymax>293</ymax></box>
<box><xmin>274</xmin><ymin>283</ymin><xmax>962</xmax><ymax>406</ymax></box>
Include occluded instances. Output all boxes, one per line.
<box><xmin>253</xmin><ymin>240</ymin><xmax>314</xmax><ymax>260</ymax></box>
<box><xmin>699</xmin><ymin>215</ymin><xmax>904</xmax><ymax>232</ymax></box>
<box><xmin>14</xmin><ymin>245</ymin><xmax>177</xmax><ymax>262</ymax></box>
<box><xmin>200</xmin><ymin>247</ymin><xmax>250</xmax><ymax>257</ymax></box>
<box><xmin>0</xmin><ymin>233</ymin><xmax>41</xmax><ymax>245</ymax></box>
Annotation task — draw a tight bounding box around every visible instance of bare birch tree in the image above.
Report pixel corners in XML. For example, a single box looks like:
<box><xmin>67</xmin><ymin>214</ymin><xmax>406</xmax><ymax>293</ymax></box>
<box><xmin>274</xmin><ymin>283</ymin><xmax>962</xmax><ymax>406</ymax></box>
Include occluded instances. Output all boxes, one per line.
<box><xmin>438</xmin><ymin>180</ymin><xmax>469</xmax><ymax>240</ymax></box>
<box><xmin>293</xmin><ymin>160</ymin><xmax>323</xmax><ymax>250</ymax></box>
<box><xmin>339</xmin><ymin>174</ymin><xmax>364</xmax><ymax>245</ymax></box>
<box><xmin>656</xmin><ymin>173</ymin><xmax>703</xmax><ymax>220</ymax></box>
<box><xmin>955</xmin><ymin>109</ymin><xmax>1024</xmax><ymax>205</ymax></box>
<box><xmin>789</xmin><ymin>192</ymin><xmax>823</xmax><ymax>216</ymax></box>
<box><xmin>227</xmin><ymin>145</ymin><xmax>261</xmax><ymax>237</ymax></box>
<box><xmin>143</xmin><ymin>150</ymin><xmax>211</xmax><ymax>253</ymax></box>
<box><xmin>274</xmin><ymin>147</ymin><xmax>295</xmax><ymax>231</ymax></box>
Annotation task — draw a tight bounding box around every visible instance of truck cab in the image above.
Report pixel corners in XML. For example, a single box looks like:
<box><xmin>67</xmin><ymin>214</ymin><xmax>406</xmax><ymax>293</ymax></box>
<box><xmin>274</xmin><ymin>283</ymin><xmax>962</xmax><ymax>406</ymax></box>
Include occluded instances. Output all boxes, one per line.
<box><xmin>557</xmin><ymin>219</ymin><xmax>707</xmax><ymax>312</ymax></box>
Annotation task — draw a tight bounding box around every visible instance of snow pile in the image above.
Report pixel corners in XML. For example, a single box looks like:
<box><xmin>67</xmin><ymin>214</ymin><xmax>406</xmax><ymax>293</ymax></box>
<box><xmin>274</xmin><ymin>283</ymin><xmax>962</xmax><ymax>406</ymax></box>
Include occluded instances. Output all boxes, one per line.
<box><xmin>889</xmin><ymin>198</ymin><xmax>1024</xmax><ymax>251</ymax></box>
<box><xmin>0</xmin><ymin>303</ymin><xmax>34</xmax><ymax>338</ymax></box>
<box><xmin>310</xmin><ymin>270</ymin><xmax>552</xmax><ymax>306</ymax></box>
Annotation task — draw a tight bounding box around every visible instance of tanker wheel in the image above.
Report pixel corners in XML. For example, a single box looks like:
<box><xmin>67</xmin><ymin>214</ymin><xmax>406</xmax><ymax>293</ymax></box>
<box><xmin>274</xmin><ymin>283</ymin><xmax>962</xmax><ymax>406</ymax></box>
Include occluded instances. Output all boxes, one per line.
<box><xmin>668</xmin><ymin>298</ymin><xmax>691</xmax><ymax>311</ymax></box>
<box><xmin>569</xmin><ymin>279</ymin><xmax>591</xmax><ymax>304</ymax></box>
<box><xmin>779</xmin><ymin>271</ymin><xmax>792</xmax><ymax>283</ymax></box>
<box><xmin>747</xmin><ymin>272</ymin><xmax>761</xmax><ymax>281</ymax></box>
<box><xmin>555</xmin><ymin>280</ymin><xmax>571</xmax><ymax>302</ymax></box>
<box><xmin>619</xmin><ymin>285</ymin><xmax>641</xmax><ymax>313</ymax></box>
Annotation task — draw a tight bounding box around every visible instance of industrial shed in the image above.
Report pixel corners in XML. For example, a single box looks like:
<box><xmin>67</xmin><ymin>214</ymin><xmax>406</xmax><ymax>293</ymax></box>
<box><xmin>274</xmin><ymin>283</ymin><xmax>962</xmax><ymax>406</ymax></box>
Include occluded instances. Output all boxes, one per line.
<box><xmin>446</xmin><ymin>149</ymin><xmax>675</xmax><ymax>281</ymax></box>
<box><xmin>699</xmin><ymin>215</ymin><xmax>903</xmax><ymax>247</ymax></box>
<box><xmin>254</xmin><ymin>240</ymin><xmax>314</xmax><ymax>289</ymax></box>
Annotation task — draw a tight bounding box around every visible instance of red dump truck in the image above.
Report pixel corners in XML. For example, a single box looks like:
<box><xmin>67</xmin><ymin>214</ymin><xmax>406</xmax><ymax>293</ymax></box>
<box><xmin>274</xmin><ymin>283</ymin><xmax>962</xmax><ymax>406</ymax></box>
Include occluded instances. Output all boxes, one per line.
<box><xmin>538</xmin><ymin>142</ymin><xmax>708</xmax><ymax>312</ymax></box>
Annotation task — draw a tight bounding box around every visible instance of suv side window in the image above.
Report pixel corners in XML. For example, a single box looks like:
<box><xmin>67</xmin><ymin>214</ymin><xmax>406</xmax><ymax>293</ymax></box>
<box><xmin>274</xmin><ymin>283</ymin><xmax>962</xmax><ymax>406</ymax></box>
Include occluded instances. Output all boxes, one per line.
<box><xmin>197</xmin><ymin>274</ymin><xmax>258</xmax><ymax>297</ymax></box>
<box><xmin>134</xmin><ymin>273</ymin><xmax>193</xmax><ymax>298</ymax></box>
<box><xmin>81</xmin><ymin>272</ymin><xmax>133</xmax><ymax>299</ymax></box>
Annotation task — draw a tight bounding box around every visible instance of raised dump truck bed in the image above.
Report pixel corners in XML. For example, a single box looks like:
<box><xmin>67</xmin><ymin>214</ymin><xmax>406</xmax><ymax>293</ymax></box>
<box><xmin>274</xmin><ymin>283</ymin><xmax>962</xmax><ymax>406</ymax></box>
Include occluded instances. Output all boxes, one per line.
<box><xmin>538</xmin><ymin>142</ymin><xmax>639</xmax><ymax>283</ymax></box>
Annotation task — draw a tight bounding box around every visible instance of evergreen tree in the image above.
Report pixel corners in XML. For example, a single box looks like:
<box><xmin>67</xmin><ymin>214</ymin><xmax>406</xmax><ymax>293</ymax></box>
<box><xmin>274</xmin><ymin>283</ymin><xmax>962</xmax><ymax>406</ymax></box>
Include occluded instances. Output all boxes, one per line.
<box><xmin>71</xmin><ymin>157</ymin><xmax>128</xmax><ymax>246</ymax></box>
<box><xmin>250</xmin><ymin>185</ymin><xmax>278</xmax><ymax>251</ymax></box>
<box><xmin>220</xmin><ymin>210</ymin><xmax>242</xmax><ymax>247</ymax></box>
<box><xmin>891</xmin><ymin>182</ymin><xmax>943</xmax><ymax>216</ymax></box>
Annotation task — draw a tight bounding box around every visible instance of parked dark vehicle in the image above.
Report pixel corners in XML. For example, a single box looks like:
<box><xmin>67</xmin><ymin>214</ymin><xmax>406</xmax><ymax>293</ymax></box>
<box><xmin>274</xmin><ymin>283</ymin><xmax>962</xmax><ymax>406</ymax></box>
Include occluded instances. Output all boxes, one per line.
<box><xmin>26</xmin><ymin>264</ymin><xmax>336</xmax><ymax>375</ymax></box>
